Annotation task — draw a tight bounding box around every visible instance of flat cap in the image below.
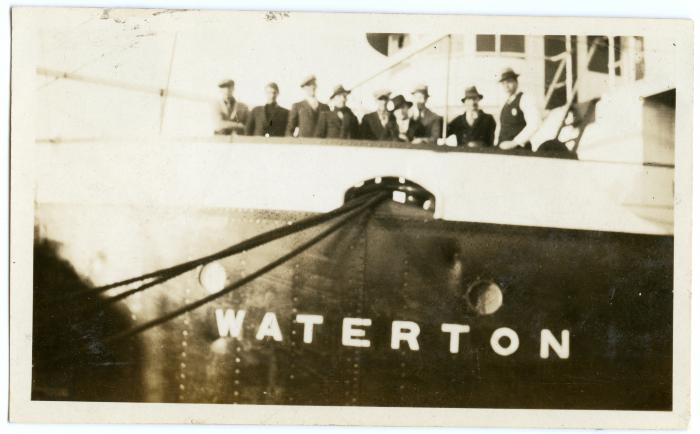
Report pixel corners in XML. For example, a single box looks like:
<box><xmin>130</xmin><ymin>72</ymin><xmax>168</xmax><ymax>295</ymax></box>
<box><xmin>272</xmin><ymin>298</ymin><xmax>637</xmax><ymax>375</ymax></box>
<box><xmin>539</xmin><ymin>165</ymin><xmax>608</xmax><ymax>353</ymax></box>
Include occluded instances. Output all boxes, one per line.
<box><xmin>218</xmin><ymin>79</ymin><xmax>235</xmax><ymax>88</ymax></box>
<box><xmin>330</xmin><ymin>84</ymin><xmax>351</xmax><ymax>99</ymax></box>
<box><xmin>300</xmin><ymin>74</ymin><xmax>317</xmax><ymax>87</ymax></box>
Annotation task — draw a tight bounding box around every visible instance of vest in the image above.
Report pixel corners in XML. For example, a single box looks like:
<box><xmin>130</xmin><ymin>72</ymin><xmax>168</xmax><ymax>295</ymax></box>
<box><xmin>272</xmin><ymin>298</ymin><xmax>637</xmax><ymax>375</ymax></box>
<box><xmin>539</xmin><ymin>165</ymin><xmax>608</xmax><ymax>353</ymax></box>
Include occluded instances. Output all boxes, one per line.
<box><xmin>498</xmin><ymin>92</ymin><xmax>527</xmax><ymax>143</ymax></box>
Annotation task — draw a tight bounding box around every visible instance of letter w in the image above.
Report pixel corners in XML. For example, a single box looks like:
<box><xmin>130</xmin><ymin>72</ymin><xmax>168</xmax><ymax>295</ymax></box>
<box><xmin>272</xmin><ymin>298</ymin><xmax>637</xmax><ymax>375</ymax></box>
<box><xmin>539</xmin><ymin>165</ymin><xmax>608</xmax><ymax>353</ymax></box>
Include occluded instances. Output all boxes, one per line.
<box><xmin>215</xmin><ymin>309</ymin><xmax>246</xmax><ymax>338</ymax></box>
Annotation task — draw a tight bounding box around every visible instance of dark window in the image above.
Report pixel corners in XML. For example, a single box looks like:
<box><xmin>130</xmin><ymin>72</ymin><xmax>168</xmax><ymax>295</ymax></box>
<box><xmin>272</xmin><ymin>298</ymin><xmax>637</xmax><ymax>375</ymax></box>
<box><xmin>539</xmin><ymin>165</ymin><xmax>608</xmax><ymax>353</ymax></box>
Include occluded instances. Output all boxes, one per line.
<box><xmin>476</xmin><ymin>34</ymin><xmax>496</xmax><ymax>52</ymax></box>
<box><xmin>396</xmin><ymin>34</ymin><xmax>406</xmax><ymax>49</ymax></box>
<box><xmin>500</xmin><ymin>35</ymin><xmax>525</xmax><ymax>53</ymax></box>
<box><xmin>634</xmin><ymin>36</ymin><xmax>645</xmax><ymax>80</ymax></box>
<box><xmin>587</xmin><ymin>36</ymin><xmax>621</xmax><ymax>76</ymax></box>
<box><xmin>544</xmin><ymin>35</ymin><xmax>578</xmax><ymax>110</ymax></box>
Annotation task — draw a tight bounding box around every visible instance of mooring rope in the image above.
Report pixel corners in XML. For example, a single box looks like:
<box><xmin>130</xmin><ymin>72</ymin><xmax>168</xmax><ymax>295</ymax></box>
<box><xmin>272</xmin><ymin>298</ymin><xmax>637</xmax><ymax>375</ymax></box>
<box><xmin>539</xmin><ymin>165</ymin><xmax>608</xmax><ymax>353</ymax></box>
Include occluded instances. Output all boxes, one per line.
<box><xmin>96</xmin><ymin>191</ymin><xmax>389</xmax><ymax>343</ymax></box>
<box><xmin>50</xmin><ymin>192</ymin><xmax>379</xmax><ymax>307</ymax></box>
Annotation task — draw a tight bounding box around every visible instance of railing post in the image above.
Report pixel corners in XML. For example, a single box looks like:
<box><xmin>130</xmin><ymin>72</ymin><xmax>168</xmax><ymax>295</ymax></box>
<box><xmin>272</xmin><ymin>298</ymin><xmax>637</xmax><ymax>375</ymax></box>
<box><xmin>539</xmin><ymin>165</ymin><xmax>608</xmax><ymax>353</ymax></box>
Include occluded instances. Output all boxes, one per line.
<box><xmin>442</xmin><ymin>34</ymin><xmax>452</xmax><ymax>139</ymax></box>
<box><xmin>607</xmin><ymin>35</ymin><xmax>616</xmax><ymax>88</ymax></box>
<box><xmin>565</xmin><ymin>35</ymin><xmax>573</xmax><ymax>103</ymax></box>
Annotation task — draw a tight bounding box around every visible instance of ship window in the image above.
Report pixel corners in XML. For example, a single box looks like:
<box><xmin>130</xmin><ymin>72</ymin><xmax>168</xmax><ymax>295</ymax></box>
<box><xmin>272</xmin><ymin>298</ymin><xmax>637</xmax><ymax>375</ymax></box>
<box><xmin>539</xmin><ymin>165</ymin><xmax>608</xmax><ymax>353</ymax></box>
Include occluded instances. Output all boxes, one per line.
<box><xmin>476</xmin><ymin>34</ymin><xmax>525</xmax><ymax>56</ymax></box>
<box><xmin>633</xmin><ymin>36</ymin><xmax>645</xmax><ymax>80</ymax></box>
<box><xmin>476</xmin><ymin>34</ymin><xmax>496</xmax><ymax>52</ymax></box>
<box><xmin>500</xmin><ymin>35</ymin><xmax>525</xmax><ymax>53</ymax></box>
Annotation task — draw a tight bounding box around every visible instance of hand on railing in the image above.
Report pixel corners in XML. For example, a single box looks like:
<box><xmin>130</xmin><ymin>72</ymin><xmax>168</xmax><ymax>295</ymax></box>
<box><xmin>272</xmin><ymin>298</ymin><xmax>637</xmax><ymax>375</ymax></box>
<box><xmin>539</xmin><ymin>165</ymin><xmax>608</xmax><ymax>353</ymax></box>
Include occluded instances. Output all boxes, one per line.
<box><xmin>436</xmin><ymin>135</ymin><xmax>458</xmax><ymax>147</ymax></box>
<box><xmin>498</xmin><ymin>140</ymin><xmax>520</xmax><ymax>150</ymax></box>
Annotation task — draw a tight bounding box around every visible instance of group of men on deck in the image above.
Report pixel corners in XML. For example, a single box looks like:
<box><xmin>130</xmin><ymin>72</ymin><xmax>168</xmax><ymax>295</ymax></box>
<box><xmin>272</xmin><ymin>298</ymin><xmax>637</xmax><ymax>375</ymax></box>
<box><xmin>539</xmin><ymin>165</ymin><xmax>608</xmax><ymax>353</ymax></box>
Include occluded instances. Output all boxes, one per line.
<box><xmin>215</xmin><ymin>67</ymin><xmax>539</xmax><ymax>150</ymax></box>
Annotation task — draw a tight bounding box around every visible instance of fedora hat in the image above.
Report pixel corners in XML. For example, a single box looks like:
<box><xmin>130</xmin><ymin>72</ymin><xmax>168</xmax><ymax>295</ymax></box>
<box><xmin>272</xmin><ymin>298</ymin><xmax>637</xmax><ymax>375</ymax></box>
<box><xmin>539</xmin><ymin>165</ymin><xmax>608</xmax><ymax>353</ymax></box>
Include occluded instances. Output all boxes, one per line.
<box><xmin>391</xmin><ymin>95</ymin><xmax>413</xmax><ymax>110</ymax></box>
<box><xmin>498</xmin><ymin>68</ymin><xmax>519</xmax><ymax>82</ymax></box>
<box><xmin>461</xmin><ymin>86</ymin><xmax>483</xmax><ymax>102</ymax></box>
<box><xmin>330</xmin><ymin>84</ymin><xmax>351</xmax><ymax>99</ymax></box>
<box><xmin>411</xmin><ymin>84</ymin><xmax>430</xmax><ymax>98</ymax></box>
<box><xmin>390</xmin><ymin>94</ymin><xmax>413</xmax><ymax>111</ymax></box>
<box><xmin>373</xmin><ymin>89</ymin><xmax>391</xmax><ymax>100</ymax></box>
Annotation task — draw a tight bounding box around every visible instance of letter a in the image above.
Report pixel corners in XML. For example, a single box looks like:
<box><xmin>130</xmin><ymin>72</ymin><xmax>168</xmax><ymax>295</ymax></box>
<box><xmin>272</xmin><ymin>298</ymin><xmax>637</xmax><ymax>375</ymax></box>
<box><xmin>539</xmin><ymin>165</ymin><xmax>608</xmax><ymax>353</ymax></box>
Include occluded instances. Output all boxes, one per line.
<box><xmin>256</xmin><ymin>312</ymin><xmax>283</xmax><ymax>341</ymax></box>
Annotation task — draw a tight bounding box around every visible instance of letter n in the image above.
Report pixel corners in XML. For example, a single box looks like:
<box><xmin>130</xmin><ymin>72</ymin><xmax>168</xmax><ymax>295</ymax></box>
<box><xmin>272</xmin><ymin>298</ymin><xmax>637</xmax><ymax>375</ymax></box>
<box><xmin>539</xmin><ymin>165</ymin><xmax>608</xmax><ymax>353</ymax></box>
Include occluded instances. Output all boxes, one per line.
<box><xmin>540</xmin><ymin>329</ymin><xmax>570</xmax><ymax>359</ymax></box>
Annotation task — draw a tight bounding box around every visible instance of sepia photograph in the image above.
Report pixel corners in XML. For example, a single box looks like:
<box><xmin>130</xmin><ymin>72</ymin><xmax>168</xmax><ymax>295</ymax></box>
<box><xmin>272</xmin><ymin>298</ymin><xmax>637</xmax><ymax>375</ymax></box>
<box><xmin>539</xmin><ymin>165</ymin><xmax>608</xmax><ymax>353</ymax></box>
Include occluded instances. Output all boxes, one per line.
<box><xmin>8</xmin><ymin>6</ymin><xmax>693</xmax><ymax>429</ymax></box>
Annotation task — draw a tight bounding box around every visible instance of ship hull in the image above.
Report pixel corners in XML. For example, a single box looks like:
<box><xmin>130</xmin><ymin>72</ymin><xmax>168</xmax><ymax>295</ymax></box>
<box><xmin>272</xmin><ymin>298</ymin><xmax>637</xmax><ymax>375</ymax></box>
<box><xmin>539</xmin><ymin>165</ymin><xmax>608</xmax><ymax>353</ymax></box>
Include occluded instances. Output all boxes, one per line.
<box><xmin>32</xmin><ymin>201</ymin><xmax>673</xmax><ymax>410</ymax></box>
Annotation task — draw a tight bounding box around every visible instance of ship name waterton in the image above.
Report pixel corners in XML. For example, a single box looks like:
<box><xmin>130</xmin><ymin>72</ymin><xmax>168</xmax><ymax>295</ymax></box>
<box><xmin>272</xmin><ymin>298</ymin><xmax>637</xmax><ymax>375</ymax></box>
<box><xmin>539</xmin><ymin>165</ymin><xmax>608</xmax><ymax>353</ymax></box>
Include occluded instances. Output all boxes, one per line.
<box><xmin>214</xmin><ymin>308</ymin><xmax>570</xmax><ymax>358</ymax></box>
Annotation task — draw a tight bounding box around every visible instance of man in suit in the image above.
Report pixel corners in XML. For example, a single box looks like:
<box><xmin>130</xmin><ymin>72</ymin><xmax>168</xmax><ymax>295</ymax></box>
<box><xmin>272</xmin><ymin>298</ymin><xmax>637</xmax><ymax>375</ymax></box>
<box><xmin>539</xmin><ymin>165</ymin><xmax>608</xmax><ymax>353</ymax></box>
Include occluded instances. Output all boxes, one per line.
<box><xmin>315</xmin><ymin>85</ymin><xmax>359</xmax><ymax>139</ymax></box>
<box><xmin>390</xmin><ymin>94</ymin><xmax>423</xmax><ymax>143</ymax></box>
<box><xmin>496</xmin><ymin>68</ymin><xmax>541</xmax><ymax>150</ymax></box>
<box><xmin>360</xmin><ymin>90</ymin><xmax>399</xmax><ymax>141</ymax></box>
<box><xmin>410</xmin><ymin>84</ymin><xmax>443</xmax><ymax>144</ymax></box>
<box><xmin>285</xmin><ymin>75</ymin><xmax>330</xmax><ymax>137</ymax></box>
<box><xmin>246</xmin><ymin>82</ymin><xmax>289</xmax><ymax>137</ymax></box>
<box><xmin>214</xmin><ymin>79</ymin><xmax>249</xmax><ymax>135</ymax></box>
<box><xmin>446</xmin><ymin>86</ymin><xmax>496</xmax><ymax>148</ymax></box>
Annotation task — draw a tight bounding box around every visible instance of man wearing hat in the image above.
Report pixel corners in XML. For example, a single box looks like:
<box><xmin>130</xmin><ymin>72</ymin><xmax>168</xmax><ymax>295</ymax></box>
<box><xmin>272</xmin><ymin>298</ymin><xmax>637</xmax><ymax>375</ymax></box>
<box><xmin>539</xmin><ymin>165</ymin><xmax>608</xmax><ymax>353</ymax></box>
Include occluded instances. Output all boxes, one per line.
<box><xmin>215</xmin><ymin>79</ymin><xmax>249</xmax><ymax>135</ymax></box>
<box><xmin>391</xmin><ymin>94</ymin><xmax>423</xmax><ymax>143</ymax></box>
<box><xmin>246</xmin><ymin>82</ymin><xmax>290</xmax><ymax>137</ymax></box>
<box><xmin>360</xmin><ymin>90</ymin><xmax>399</xmax><ymax>141</ymax></box>
<box><xmin>496</xmin><ymin>68</ymin><xmax>541</xmax><ymax>150</ymax></box>
<box><xmin>410</xmin><ymin>84</ymin><xmax>443</xmax><ymax>144</ymax></box>
<box><xmin>315</xmin><ymin>85</ymin><xmax>359</xmax><ymax>139</ymax></box>
<box><xmin>285</xmin><ymin>74</ymin><xmax>330</xmax><ymax>138</ymax></box>
<box><xmin>446</xmin><ymin>86</ymin><xmax>496</xmax><ymax>148</ymax></box>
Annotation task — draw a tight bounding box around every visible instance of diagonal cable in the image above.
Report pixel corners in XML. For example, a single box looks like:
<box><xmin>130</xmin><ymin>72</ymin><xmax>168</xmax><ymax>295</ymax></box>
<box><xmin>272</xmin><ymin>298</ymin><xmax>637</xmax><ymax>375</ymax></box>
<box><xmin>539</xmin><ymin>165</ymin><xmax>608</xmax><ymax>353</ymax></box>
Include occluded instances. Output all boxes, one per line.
<box><xmin>97</xmin><ymin>191</ymin><xmax>388</xmax><ymax>344</ymax></box>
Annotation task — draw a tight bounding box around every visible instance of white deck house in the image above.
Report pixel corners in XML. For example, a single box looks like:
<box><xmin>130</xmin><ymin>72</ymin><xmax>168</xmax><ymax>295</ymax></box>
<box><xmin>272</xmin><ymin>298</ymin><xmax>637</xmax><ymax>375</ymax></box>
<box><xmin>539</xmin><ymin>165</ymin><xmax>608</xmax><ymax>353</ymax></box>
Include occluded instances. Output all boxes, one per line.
<box><xmin>352</xmin><ymin>33</ymin><xmax>675</xmax><ymax>165</ymax></box>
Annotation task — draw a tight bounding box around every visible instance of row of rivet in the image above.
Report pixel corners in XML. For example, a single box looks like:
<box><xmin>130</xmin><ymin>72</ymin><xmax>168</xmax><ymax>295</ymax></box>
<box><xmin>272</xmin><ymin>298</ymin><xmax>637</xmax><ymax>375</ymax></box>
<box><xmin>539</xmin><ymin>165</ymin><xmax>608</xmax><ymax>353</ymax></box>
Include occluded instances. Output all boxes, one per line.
<box><xmin>178</xmin><ymin>286</ymin><xmax>191</xmax><ymax>401</ymax></box>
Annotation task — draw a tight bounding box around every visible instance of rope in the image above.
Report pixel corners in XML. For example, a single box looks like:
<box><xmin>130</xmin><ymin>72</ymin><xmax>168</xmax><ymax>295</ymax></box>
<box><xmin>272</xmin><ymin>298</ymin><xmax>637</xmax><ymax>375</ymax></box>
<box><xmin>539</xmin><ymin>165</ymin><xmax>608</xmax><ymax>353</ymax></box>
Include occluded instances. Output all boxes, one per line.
<box><xmin>102</xmin><ymin>191</ymin><xmax>389</xmax><ymax>344</ymax></box>
<box><xmin>53</xmin><ymin>192</ymin><xmax>376</xmax><ymax>305</ymax></box>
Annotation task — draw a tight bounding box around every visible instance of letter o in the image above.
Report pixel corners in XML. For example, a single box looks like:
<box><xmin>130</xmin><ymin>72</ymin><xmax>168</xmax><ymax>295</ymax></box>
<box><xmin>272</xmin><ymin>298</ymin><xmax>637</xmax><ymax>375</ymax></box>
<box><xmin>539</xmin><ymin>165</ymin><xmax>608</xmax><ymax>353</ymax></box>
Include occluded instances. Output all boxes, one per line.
<box><xmin>490</xmin><ymin>327</ymin><xmax>519</xmax><ymax>356</ymax></box>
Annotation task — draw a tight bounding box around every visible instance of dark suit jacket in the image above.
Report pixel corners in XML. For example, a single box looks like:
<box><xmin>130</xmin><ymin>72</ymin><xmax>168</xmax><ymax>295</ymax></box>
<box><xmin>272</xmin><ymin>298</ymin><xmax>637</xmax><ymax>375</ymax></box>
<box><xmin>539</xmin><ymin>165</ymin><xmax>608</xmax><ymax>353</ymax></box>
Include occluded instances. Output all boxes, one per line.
<box><xmin>414</xmin><ymin>107</ymin><xmax>443</xmax><ymax>142</ymax></box>
<box><xmin>360</xmin><ymin>111</ymin><xmax>400</xmax><ymax>141</ymax></box>
<box><xmin>447</xmin><ymin>110</ymin><xmax>497</xmax><ymax>147</ymax></box>
<box><xmin>246</xmin><ymin>104</ymin><xmax>289</xmax><ymax>137</ymax></box>
<box><xmin>396</xmin><ymin>117</ymin><xmax>424</xmax><ymax>142</ymax></box>
<box><xmin>314</xmin><ymin>107</ymin><xmax>359</xmax><ymax>139</ymax></box>
<box><xmin>285</xmin><ymin>100</ymin><xmax>330</xmax><ymax>137</ymax></box>
<box><xmin>215</xmin><ymin>98</ymin><xmax>249</xmax><ymax>135</ymax></box>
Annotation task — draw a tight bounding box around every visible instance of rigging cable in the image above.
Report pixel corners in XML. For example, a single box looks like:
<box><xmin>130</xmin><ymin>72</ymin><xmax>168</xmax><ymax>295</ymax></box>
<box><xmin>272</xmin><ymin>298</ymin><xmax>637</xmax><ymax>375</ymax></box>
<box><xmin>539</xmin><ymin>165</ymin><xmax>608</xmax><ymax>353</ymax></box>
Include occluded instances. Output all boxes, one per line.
<box><xmin>96</xmin><ymin>190</ymin><xmax>389</xmax><ymax>344</ymax></box>
<box><xmin>52</xmin><ymin>191</ymin><xmax>379</xmax><ymax>306</ymax></box>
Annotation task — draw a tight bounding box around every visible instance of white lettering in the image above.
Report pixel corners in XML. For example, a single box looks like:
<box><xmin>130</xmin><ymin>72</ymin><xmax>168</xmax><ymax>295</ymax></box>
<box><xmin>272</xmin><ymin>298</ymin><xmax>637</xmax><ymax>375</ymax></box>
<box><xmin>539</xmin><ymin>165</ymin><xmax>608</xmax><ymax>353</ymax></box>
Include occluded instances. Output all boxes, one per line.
<box><xmin>440</xmin><ymin>323</ymin><xmax>471</xmax><ymax>354</ymax></box>
<box><xmin>215</xmin><ymin>308</ymin><xmax>246</xmax><ymax>338</ymax></box>
<box><xmin>294</xmin><ymin>314</ymin><xmax>324</xmax><ymax>344</ymax></box>
<box><xmin>391</xmin><ymin>320</ymin><xmax>420</xmax><ymax>351</ymax></box>
<box><xmin>342</xmin><ymin>318</ymin><xmax>371</xmax><ymax>347</ymax></box>
<box><xmin>490</xmin><ymin>327</ymin><xmax>519</xmax><ymax>356</ymax></box>
<box><xmin>255</xmin><ymin>312</ymin><xmax>283</xmax><ymax>341</ymax></box>
<box><xmin>540</xmin><ymin>329</ymin><xmax>570</xmax><ymax>359</ymax></box>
